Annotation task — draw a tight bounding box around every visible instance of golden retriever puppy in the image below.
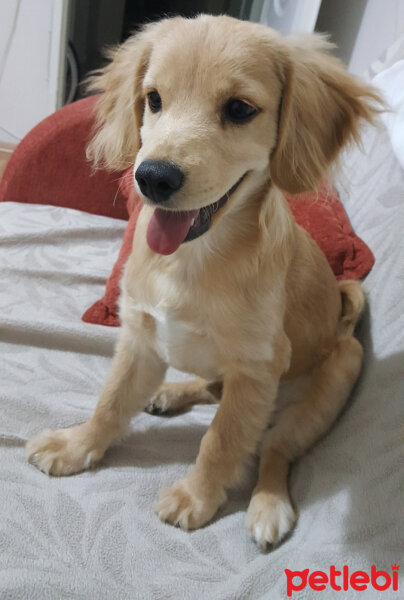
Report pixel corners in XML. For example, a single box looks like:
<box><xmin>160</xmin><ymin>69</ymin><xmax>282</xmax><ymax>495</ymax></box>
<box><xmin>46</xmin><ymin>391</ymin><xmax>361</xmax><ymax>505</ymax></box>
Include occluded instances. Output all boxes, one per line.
<box><xmin>26</xmin><ymin>15</ymin><xmax>382</xmax><ymax>549</ymax></box>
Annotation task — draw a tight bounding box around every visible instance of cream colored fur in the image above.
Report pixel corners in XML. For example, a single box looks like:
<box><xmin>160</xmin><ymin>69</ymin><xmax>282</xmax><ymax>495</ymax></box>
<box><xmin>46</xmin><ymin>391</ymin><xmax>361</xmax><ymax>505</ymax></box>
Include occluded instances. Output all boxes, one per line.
<box><xmin>26</xmin><ymin>15</ymin><xmax>382</xmax><ymax>549</ymax></box>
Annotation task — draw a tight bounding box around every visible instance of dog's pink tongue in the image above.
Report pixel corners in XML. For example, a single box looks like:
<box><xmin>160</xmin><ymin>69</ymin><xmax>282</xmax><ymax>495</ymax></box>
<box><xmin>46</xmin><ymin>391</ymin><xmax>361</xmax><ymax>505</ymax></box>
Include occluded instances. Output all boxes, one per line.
<box><xmin>147</xmin><ymin>208</ymin><xmax>199</xmax><ymax>255</ymax></box>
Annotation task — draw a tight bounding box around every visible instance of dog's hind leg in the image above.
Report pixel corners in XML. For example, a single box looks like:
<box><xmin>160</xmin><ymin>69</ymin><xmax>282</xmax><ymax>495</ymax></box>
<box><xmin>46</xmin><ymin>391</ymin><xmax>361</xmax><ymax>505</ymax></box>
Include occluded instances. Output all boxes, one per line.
<box><xmin>246</xmin><ymin>336</ymin><xmax>363</xmax><ymax>550</ymax></box>
<box><xmin>146</xmin><ymin>378</ymin><xmax>222</xmax><ymax>415</ymax></box>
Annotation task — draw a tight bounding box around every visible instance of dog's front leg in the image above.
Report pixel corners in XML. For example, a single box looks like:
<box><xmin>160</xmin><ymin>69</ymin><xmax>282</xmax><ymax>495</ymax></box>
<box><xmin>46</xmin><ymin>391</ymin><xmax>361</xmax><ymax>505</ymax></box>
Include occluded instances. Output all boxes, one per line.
<box><xmin>26</xmin><ymin>313</ymin><xmax>167</xmax><ymax>475</ymax></box>
<box><xmin>156</xmin><ymin>357</ymin><xmax>285</xmax><ymax>530</ymax></box>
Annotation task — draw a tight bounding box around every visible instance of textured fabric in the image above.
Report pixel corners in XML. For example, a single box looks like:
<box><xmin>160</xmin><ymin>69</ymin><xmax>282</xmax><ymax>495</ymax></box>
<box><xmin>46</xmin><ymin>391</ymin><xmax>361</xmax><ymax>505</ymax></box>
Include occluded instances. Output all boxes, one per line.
<box><xmin>373</xmin><ymin>58</ymin><xmax>404</xmax><ymax>169</ymax></box>
<box><xmin>83</xmin><ymin>178</ymin><xmax>375</xmax><ymax>326</ymax></box>
<box><xmin>0</xmin><ymin>95</ymin><xmax>128</xmax><ymax>220</ymax></box>
<box><xmin>0</xmin><ymin>117</ymin><xmax>402</xmax><ymax>598</ymax></box>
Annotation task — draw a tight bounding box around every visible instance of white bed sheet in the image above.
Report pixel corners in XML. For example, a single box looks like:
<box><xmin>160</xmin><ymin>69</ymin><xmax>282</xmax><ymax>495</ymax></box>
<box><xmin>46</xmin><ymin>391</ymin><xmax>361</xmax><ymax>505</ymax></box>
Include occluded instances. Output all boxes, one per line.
<box><xmin>0</xmin><ymin>120</ymin><xmax>402</xmax><ymax>599</ymax></box>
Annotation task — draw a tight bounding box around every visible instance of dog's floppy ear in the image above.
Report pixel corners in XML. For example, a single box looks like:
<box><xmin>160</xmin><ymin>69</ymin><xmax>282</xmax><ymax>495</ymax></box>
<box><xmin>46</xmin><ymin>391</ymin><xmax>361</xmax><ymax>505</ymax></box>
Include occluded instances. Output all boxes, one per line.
<box><xmin>270</xmin><ymin>35</ymin><xmax>383</xmax><ymax>194</ymax></box>
<box><xmin>86</xmin><ymin>24</ymin><xmax>157</xmax><ymax>171</ymax></box>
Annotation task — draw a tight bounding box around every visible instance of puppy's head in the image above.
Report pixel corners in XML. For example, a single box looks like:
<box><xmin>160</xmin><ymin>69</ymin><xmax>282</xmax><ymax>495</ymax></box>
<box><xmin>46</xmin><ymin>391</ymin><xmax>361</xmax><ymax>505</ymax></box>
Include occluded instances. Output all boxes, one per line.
<box><xmin>87</xmin><ymin>15</ymin><xmax>382</xmax><ymax>254</ymax></box>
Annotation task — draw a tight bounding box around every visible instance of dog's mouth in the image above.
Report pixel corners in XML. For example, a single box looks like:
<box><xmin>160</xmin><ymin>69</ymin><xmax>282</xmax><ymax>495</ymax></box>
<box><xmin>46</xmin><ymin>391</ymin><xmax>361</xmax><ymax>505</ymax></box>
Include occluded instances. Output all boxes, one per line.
<box><xmin>146</xmin><ymin>174</ymin><xmax>246</xmax><ymax>255</ymax></box>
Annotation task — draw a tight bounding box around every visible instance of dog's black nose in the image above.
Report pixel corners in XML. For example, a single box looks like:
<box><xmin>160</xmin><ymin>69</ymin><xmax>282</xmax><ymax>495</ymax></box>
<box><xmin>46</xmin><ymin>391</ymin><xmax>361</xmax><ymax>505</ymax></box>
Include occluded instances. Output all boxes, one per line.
<box><xmin>135</xmin><ymin>160</ymin><xmax>184</xmax><ymax>203</ymax></box>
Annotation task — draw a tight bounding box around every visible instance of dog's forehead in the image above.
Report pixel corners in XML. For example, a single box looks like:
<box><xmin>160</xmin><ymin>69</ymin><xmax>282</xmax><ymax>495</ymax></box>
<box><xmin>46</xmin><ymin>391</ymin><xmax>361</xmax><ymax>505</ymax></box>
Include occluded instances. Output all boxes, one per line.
<box><xmin>144</xmin><ymin>17</ymin><xmax>280</xmax><ymax>98</ymax></box>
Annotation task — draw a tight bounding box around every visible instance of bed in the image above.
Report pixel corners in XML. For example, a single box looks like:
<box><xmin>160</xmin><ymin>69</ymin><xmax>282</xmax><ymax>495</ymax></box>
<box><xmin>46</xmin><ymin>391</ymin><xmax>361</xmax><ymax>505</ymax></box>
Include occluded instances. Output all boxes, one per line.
<box><xmin>0</xmin><ymin>73</ymin><xmax>402</xmax><ymax>600</ymax></box>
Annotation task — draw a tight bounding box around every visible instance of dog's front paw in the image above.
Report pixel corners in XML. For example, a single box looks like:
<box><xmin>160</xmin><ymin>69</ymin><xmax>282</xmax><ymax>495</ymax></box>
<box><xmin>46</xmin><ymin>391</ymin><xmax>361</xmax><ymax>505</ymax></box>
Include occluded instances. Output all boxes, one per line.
<box><xmin>156</xmin><ymin>478</ymin><xmax>226</xmax><ymax>530</ymax></box>
<box><xmin>246</xmin><ymin>490</ymin><xmax>296</xmax><ymax>550</ymax></box>
<box><xmin>26</xmin><ymin>425</ymin><xmax>103</xmax><ymax>476</ymax></box>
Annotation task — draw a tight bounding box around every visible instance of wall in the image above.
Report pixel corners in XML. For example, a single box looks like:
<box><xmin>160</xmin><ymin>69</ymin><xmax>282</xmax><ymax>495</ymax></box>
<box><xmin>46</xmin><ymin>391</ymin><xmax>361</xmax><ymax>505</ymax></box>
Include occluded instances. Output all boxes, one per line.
<box><xmin>315</xmin><ymin>0</ymin><xmax>368</xmax><ymax>67</ymax></box>
<box><xmin>0</xmin><ymin>0</ymin><xmax>68</xmax><ymax>145</ymax></box>
<box><xmin>261</xmin><ymin>0</ymin><xmax>404</xmax><ymax>76</ymax></box>
<box><xmin>348</xmin><ymin>0</ymin><xmax>404</xmax><ymax>75</ymax></box>
<box><xmin>261</xmin><ymin>0</ymin><xmax>322</xmax><ymax>34</ymax></box>
<box><xmin>316</xmin><ymin>0</ymin><xmax>404</xmax><ymax>75</ymax></box>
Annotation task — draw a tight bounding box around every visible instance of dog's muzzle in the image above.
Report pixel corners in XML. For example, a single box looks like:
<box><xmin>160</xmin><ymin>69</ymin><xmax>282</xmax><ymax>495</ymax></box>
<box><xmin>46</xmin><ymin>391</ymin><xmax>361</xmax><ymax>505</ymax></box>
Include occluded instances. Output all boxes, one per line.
<box><xmin>145</xmin><ymin>173</ymin><xmax>247</xmax><ymax>255</ymax></box>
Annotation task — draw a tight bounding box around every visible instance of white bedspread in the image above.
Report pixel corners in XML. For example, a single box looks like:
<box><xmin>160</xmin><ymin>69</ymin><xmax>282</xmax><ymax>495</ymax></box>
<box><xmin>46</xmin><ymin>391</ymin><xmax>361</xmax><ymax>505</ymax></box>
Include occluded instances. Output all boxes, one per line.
<box><xmin>0</xmin><ymin>119</ymin><xmax>403</xmax><ymax>599</ymax></box>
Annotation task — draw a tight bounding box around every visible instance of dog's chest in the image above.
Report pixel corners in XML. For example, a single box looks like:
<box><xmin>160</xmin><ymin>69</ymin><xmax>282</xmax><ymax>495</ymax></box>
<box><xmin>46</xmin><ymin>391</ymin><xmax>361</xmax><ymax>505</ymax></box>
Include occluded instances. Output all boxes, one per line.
<box><xmin>152</xmin><ymin>308</ymin><xmax>220</xmax><ymax>380</ymax></box>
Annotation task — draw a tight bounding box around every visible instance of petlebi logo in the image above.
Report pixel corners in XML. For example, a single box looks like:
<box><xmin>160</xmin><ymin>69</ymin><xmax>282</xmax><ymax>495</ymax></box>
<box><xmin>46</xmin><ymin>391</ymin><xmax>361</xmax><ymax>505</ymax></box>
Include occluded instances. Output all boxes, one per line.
<box><xmin>284</xmin><ymin>564</ymin><xmax>400</xmax><ymax>597</ymax></box>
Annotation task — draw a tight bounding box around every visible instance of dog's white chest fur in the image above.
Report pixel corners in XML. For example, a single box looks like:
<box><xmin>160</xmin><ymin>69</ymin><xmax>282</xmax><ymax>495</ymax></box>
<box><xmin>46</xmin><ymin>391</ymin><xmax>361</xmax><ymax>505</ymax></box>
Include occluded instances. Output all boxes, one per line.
<box><xmin>122</xmin><ymin>264</ymin><xmax>221</xmax><ymax>381</ymax></box>
<box><xmin>151</xmin><ymin>308</ymin><xmax>220</xmax><ymax>380</ymax></box>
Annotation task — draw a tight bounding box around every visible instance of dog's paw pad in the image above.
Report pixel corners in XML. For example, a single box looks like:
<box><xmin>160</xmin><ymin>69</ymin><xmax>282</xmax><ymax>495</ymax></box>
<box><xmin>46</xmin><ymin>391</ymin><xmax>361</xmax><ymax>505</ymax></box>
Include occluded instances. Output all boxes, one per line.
<box><xmin>246</xmin><ymin>491</ymin><xmax>296</xmax><ymax>550</ymax></box>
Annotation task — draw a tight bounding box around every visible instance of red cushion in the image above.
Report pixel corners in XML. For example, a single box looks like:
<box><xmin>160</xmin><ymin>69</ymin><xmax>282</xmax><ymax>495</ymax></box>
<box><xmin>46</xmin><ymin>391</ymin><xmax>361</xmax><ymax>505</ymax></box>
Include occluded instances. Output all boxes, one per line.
<box><xmin>0</xmin><ymin>96</ymin><xmax>128</xmax><ymax>220</ymax></box>
<box><xmin>286</xmin><ymin>185</ymin><xmax>374</xmax><ymax>280</ymax></box>
<box><xmin>83</xmin><ymin>176</ymin><xmax>375</xmax><ymax>327</ymax></box>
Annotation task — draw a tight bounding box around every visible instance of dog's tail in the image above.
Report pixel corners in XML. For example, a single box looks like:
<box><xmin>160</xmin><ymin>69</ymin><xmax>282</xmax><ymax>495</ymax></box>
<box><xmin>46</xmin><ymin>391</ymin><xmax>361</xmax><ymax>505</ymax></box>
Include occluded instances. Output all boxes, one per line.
<box><xmin>338</xmin><ymin>280</ymin><xmax>365</xmax><ymax>339</ymax></box>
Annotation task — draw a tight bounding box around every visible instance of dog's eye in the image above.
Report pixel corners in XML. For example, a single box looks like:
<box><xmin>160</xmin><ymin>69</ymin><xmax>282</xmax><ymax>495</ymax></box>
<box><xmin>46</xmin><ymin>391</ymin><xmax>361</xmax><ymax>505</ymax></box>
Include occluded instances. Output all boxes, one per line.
<box><xmin>147</xmin><ymin>91</ymin><xmax>162</xmax><ymax>113</ymax></box>
<box><xmin>224</xmin><ymin>99</ymin><xmax>257</xmax><ymax>124</ymax></box>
